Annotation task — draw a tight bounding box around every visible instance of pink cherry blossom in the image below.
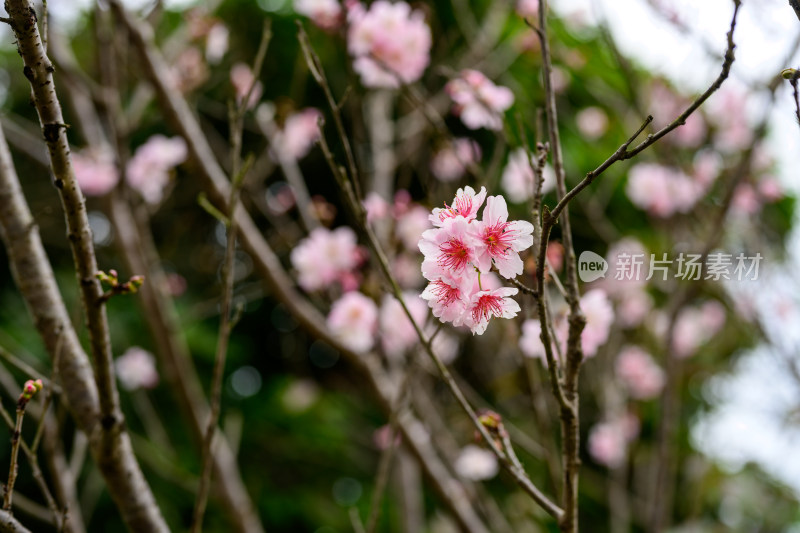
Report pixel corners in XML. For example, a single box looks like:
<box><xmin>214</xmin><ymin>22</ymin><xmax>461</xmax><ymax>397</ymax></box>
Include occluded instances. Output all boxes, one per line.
<box><xmin>429</xmin><ymin>186</ymin><xmax>487</xmax><ymax>227</ymax></box>
<box><xmin>470</xmin><ymin>196</ymin><xmax>534</xmax><ymax>279</ymax></box>
<box><xmin>731</xmin><ymin>184</ymin><xmax>762</xmax><ymax>216</ymax></box>
<box><xmin>465</xmin><ymin>286</ymin><xmax>520</xmax><ymax>335</ymax></box>
<box><xmin>758</xmin><ymin>177</ymin><xmax>783</xmax><ymax>202</ymax></box>
<box><xmin>615</xmin><ymin>346</ymin><xmax>665</xmax><ymax>400</ymax></box>
<box><xmin>626</xmin><ymin>163</ymin><xmax>703</xmax><ymax>217</ymax></box>
<box><xmin>501</xmin><ymin>148</ymin><xmax>555</xmax><ymax>203</ymax></box>
<box><xmin>392</xmin><ymin>254</ymin><xmax>425</xmax><ymax>289</ymax></box>
<box><xmin>115</xmin><ymin>347</ymin><xmax>159</xmax><ymax>391</ymax></box>
<box><xmin>205</xmin><ymin>23</ymin><xmax>229</xmax><ymax>64</ymax></box>
<box><xmin>615</xmin><ymin>288</ymin><xmax>653</xmax><ymax>328</ymax></box>
<box><xmin>396</xmin><ymin>204</ymin><xmax>432</xmax><ymax>251</ymax></box>
<box><xmin>420</xmin><ymin>217</ymin><xmax>478</xmax><ymax>280</ymax></box>
<box><xmin>290</xmin><ymin>226</ymin><xmax>360</xmax><ymax>291</ymax></box>
<box><xmin>576</xmin><ymin>106</ymin><xmax>609</xmax><ymax>139</ymax></box>
<box><xmin>327</xmin><ymin>291</ymin><xmax>378</xmax><ymax>353</ymax></box>
<box><xmin>446</xmin><ymin>70</ymin><xmax>514</xmax><ymax>131</ymax></box>
<box><xmin>588</xmin><ymin>415</ymin><xmax>639</xmax><ymax>469</ymax></box>
<box><xmin>673</xmin><ymin>301</ymin><xmax>726</xmax><ymax>358</ymax></box>
<box><xmin>272</xmin><ymin>108</ymin><xmax>321</xmax><ymax>161</ymax></box>
<box><xmin>347</xmin><ymin>1</ymin><xmax>431</xmax><ymax>88</ymax></box>
<box><xmin>126</xmin><ymin>135</ymin><xmax>187</xmax><ymax>204</ymax></box>
<box><xmin>519</xmin><ymin>319</ymin><xmax>544</xmax><ymax>359</ymax></box>
<box><xmin>363</xmin><ymin>192</ymin><xmax>390</xmax><ymax>222</ymax></box>
<box><xmin>692</xmin><ymin>150</ymin><xmax>721</xmax><ymax>188</ymax></box>
<box><xmin>454</xmin><ymin>445</ymin><xmax>499</xmax><ymax>480</ymax></box>
<box><xmin>230</xmin><ymin>63</ymin><xmax>263</xmax><ymax>110</ymax></box>
<box><xmin>430</xmin><ymin>138</ymin><xmax>481</xmax><ymax>182</ymax></box>
<box><xmin>430</xmin><ymin>328</ymin><xmax>460</xmax><ymax>364</ymax></box>
<box><xmin>516</xmin><ymin>0</ymin><xmax>538</xmax><ymax>18</ymax></box>
<box><xmin>295</xmin><ymin>0</ymin><xmax>343</xmax><ymax>30</ymax></box>
<box><xmin>420</xmin><ymin>272</ymin><xmax>473</xmax><ymax>325</ymax></box>
<box><xmin>580</xmin><ymin>289</ymin><xmax>613</xmax><ymax>357</ymax></box>
<box><xmin>379</xmin><ymin>292</ymin><xmax>428</xmax><ymax>359</ymax></box>
<box><xmin>73</xmin><ymin>149</ymin><xmax>118</xmax><ymax>196</ymax></box>
<box><xmin>710</xmin><ymin>88</ymin><xmax>753</xmax><ymax>153</ymax></box>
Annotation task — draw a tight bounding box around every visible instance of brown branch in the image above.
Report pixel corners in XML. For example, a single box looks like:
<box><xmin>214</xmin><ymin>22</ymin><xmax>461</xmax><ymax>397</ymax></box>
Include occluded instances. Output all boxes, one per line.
<box><xmin>0</xmin><ymin>510</ymin><xmax>32</xmax><ymax>533</ymax></box>
<box><xmin>5</xmin><ymin>0</ymin><xmax>121</xmax><ymax>432</ymax></box>
<box><xmin>0</xmin><ymin>119</ymin><xmax>166</xmax><ymax>531</ymax></box>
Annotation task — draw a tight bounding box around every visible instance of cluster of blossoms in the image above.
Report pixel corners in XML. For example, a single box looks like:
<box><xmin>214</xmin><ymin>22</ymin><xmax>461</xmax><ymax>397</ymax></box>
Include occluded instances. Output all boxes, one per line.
<box><xmin>290</xmin><ymin>226</ymin><xmax>362</xmax><ymax>292</ymax></box>
<box><xmin>519</xmin><ymin>288</ymin><xmax>614</xmax><ymax>359</ymax></box>
<box><xmin>74</xmin><ymin>135</ymin><xmax>187</xmax><ymax>203</ymax></box>
<box><xmin>346</xmin><ymin>0</ymin><xmax>432</xmax><ymax>88</ymax></box>
<box><xmin>625</xmin><ymin>162</ymin><xmax>710</xmax><ymax>217</ymax></box>
<box><xmin>418</xmin><ymin>186</ymin><xmax>533</xmax><ymax>334</ymax></box>
<box><xmin>446</xmin><ymin>70</ymin><xmax>515</xmax><ymax>131</ymax></box>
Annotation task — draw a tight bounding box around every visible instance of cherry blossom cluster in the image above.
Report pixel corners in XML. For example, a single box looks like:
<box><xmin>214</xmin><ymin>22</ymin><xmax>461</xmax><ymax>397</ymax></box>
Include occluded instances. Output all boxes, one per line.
<box><xmin>446</xmin><ymin>70</ymin><xmax>514</xmax><ymax>131</ymax></box>
<box><xmin>346</xmin><ymin>0</ymin><xmax>431</xmax><ymax>88</ymax></box>
<box><xmin>417</xmin><ymin>186</ymin><xmax>533</xmax><ymax>335</ymax></box>
<box><xmin>74</xmin><ymin>135</ymin><xmax>187</xmax><ymax>203</ymax></box>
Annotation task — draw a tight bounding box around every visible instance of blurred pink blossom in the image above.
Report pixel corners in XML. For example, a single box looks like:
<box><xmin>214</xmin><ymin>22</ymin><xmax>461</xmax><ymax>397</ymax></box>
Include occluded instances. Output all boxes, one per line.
<box><xmin>363</xmin><ymin>192</ymin><xmax>390</xmax><ymax>222</ymax></box>
<box><xmin>396</xmin><ymin>204</ymin><xmax>432</xmax><ymax>251</ymax></box>
<box><xmin>758</xmin><ymin>177</ymin><xmax>783</xmax><ymax>202</ymax></box>
<box><xmin>615</xmin><ymin>288</ymin><xmax>653</xmax><ymax>328</ymax></box>
<box><xmin>172</xmin><ymin>47</ymin><xmax>208</xmax><ymax>93</ymax></box>
<box><xmin>516</xmin><ymin>0</ymin><xmax>538</xmax><ymax>18</ymax></box>
<box><xmin>710</xmin><ymin>89</ymin><xmax>753</xmax><ymax>153</ymax></box>
<box><xmin>391</xmin><ymin>254</ymin><xmax>425</xmax><ymax>289</ymax></box>
<box><xmin>115</xmin><ymin>347</ymin><xmax>159</xmax><ymax>391</ymax></box>
<box><xmin>347</xmin><ymin>0</ymin><xmax>431</xmax><ymax>88</ymax></box>
<box><xmin>327</xmin><ymin>291</ymin><xmax>378</xmax><ymax>353</ymax></box>
<box><xmin>731</xmin><ymin>184</ymin><xmax>762</xmax><ymax>216</ymax></box>
<box><xmin>230</xmin><ymin>63</ymin><xmax>263</xmax><ymax>110</ymax></box>
<box><xmin>379</xmin><ymin>292</ymin><xmax>428</xmax><ymax>359</ymax></box>
<box><xmin>73</xmin><ymin>149</ymin><xmax>118</xmax><ymax>196</ymax></box>
<box><xmin>692</xmin><ymin>150</ymin><xmax>721</xmax><ymax>189</ymax></box>
<box><xmin>626</xmin><ymin>163</ymin><xmax>703</xmax><ymax>217</ymax></box>
<box><xmin>430</xmin><ymin>138</ymin><xmax>481</xmax><ymax>182</ymax></box>
<box><xmin>501</xmin><ymin>148</ymin><xmax>555</xmax><ymax>203</ymax></box>
<box><xmin>205</xmin><ymin>23</ymin><xmax>229</xmax><ymax>63</ymax></box>
<box><xmin>295</xmin><ymin>0</ymin><xmax>343</xmax><ymax>30</ymax></box>
<box><xmin>290</xmin><ymin>227</ymin><xmax>360</xmax><ymax>291</ymax></box>
<box><xmin>576</xmin><ymin>106</ymin><xmax>609</xmax><ymax>139</ymax></box>
<box><xmin>581</xmin><ymin>289</ymin><xmax>613</xmax><ymax>357</ymax></box>
<box><xmin>648</xmin><ymin>81</ymin><xmax>706</xmax><ymax>148</ymax></box>
<box><xmin>588</xmin><ymin>415</ymin><xmax>639</xmax><ymax>468</ymax></box>
<box><xmin>519</xmin><ymin>318</ymin><xmax>544</xmax><ymax>359</ymax></box>
<box><xmin>673</xmin><ymin>301</ymin><xmax>726</xmax><ymax>358</ymax></box>
<box><xmin>446</xmin><ymin>70</ymin><xmax>514</xmax><ymax>130</ymax></box>
<box><xmin>126</xmin><ymin>135</ymin><xmax>187</xmax><ymax>204</ymax></box>
<box><xmin>272</xmin><ymin>108</ymin><xmax>322</xmax><ymax>160</ymax></box>
<box><xmin>454</xmin><ymin>445</ymin><xmax>499</xmax><ymax>480</ymax></box>
<box><xmin>615</xmin><ymin>346</ymin><xmax>665</xmax><ymax>400</ymax></box>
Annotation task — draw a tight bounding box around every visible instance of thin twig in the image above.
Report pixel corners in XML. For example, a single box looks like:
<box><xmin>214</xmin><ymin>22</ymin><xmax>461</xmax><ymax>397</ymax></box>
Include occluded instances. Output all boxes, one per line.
<box><xmin>190</xmin><ymin>22</ymin><xmax>270</xmax><ymax>533</ymax></box>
